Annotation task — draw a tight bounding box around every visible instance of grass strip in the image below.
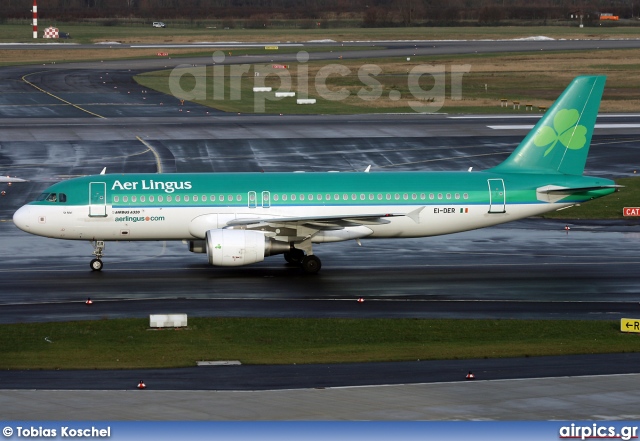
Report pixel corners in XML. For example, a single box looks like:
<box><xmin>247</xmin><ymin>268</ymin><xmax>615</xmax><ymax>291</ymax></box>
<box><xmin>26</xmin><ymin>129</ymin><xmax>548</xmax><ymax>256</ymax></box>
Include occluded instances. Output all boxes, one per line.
<box><xmin>134</xmin><ymin>48</ymin><xmax>640</xmax><ymax>114</ymax></box>
<box><xmin>1</xmin><ymin>318</ymin><xmax>639</xmax><ymax>370</ymax></box>
<box><xmin>3</xmin><ymin>24</ymin><xmax>640</xmax><ymax>44</ymax></box>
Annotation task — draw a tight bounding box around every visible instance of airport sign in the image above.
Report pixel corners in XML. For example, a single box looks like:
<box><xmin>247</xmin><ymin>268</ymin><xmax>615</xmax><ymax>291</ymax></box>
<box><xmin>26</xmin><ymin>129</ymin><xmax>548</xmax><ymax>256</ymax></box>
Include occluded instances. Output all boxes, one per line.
<box><xmin>620</xmin><ymin>318</ymin><xmax>640</xmax><ymax>333</ymax></box>
<box><xmin>623</xmin><ymin>207</ymin><xmax>640</xmax><ymax>216</ymax></box>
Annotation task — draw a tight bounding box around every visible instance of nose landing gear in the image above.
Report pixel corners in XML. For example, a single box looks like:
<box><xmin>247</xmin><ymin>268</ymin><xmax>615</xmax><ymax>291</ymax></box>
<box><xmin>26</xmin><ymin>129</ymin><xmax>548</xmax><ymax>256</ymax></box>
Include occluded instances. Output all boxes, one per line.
<box><xmin>90</xmin><ymin>240</ymin><xmax>105</xmax><ymax>271</ymax></box>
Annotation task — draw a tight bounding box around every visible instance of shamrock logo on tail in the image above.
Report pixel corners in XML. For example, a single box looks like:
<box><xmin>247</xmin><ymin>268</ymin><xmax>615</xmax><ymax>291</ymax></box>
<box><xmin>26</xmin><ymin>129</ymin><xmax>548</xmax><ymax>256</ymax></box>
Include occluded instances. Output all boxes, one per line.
<box><xmin>533</xmin><ymin>108</ymin><xmax>588</xmax><ymax>156</ymax></box>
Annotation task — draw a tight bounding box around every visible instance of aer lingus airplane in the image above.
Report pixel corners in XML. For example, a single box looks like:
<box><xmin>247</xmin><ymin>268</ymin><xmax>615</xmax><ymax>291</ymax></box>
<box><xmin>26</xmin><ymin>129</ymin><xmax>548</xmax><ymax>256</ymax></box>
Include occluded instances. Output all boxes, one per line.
<box><xmin>13</xmin><ymin>75</ymin><xmax>618</xmax><ymax>274</ymax></box>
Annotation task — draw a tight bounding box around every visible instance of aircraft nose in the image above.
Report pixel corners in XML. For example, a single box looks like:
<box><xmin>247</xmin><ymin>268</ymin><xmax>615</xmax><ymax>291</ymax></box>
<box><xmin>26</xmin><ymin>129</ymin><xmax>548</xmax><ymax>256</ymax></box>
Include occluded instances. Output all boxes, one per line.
<box><xmin>13</xmin><ymin>205</ymin><xmax>32</xmax><ymax>232</ymax></box>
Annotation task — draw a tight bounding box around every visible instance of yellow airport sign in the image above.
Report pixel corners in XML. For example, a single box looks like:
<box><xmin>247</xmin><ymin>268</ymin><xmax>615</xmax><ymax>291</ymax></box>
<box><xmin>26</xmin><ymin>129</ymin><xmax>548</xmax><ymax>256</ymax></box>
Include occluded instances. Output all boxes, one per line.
<box><xmin>621</xmin><ymin>318</ymin><xmax>640</xmax><ymax>333</ymax></box>
<box><xmin>265</xmin><ymin>46</ymin><xmax>279</xmax><ymax>50</ymax></box>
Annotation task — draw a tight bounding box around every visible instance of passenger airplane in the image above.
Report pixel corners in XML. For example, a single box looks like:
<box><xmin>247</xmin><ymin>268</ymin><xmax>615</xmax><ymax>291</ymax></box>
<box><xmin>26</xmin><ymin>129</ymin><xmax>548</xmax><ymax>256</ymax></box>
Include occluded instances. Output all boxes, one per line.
<box><xmin>13</xmin><ymin>76</ymin><xmax>618</xmax><ymax>274</ymax></box>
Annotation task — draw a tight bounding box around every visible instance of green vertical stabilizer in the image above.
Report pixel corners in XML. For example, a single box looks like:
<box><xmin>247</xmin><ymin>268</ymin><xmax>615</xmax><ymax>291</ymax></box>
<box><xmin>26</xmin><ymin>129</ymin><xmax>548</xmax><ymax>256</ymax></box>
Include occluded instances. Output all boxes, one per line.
<box><xmin>489</xmin><ymin>76</ymin><xmax>605</xmax><ymax>176</ymax></box>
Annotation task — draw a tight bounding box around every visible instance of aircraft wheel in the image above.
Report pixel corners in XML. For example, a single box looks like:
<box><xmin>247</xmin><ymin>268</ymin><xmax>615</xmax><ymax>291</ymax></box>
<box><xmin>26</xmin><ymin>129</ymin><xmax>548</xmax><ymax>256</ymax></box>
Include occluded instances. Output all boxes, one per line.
<box><xmin>90</xmin><ymin>258</ymin><xmax>103</xmax><ymax>272</ymax></box>
<box><xmin>284</xmin><ymin>249</ymin><xmax>305</xmax><ymax>264</ymax></box>
<box><xmin>301</xmin><ymin>255</ymin><xmax>321</xmax><ymax>274</ymax></box>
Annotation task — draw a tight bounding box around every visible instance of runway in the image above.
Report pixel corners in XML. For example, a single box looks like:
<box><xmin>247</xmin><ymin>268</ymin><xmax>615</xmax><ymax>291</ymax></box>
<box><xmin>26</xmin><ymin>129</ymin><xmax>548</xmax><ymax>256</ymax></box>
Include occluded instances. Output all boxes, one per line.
<box><xmin>1</xmin><ymin>39</ymin><xmax>640</xmax><ymax>420</ymax></box>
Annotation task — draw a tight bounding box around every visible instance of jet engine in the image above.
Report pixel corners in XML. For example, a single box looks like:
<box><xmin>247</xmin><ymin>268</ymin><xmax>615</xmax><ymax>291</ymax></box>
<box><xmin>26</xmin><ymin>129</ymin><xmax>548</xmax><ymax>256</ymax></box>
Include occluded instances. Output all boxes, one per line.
<box><xmin>205</xmin><ymin>229</ymin><xmax>290</xmax><ymax>266</ymax></box>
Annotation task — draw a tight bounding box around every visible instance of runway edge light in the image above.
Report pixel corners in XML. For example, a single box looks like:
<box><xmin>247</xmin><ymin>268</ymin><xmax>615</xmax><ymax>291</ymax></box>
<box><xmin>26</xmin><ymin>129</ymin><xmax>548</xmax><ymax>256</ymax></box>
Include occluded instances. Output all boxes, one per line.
<box><xmin>620</xmin><ymin>318</ymin><xmax>640</xmax><ymax>333</ymax></box>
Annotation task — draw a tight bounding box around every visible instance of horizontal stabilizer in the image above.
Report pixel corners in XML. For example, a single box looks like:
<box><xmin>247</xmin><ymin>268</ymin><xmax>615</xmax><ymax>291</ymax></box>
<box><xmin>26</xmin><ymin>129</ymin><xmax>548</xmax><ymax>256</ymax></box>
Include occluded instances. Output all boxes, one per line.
<box><xmin>537</xmin><ymin>184</ymin><xmax>622</xmax><ymax>194</ymax></box>
<box><xmin>536</xmin><ymin>184</ymin><xmax>622</xmax><ymax>203</ymax></box>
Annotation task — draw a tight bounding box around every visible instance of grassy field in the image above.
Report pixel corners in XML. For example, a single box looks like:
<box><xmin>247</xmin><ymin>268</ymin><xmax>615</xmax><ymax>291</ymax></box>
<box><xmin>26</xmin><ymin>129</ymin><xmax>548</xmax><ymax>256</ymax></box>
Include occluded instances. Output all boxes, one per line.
<box><xmin>2</xmin><ymin>23</ymin><xmax>640</xmax><ymax>44</ymax></box>
<box><xmin>1</xmin><ymin>317</ymin><xmax>638</xmax><ymax>369</ymax></box>
<box><xmin>133</xmin><ymin>48</ymin><xmax>640</xmax><ymax>114</ymax></box>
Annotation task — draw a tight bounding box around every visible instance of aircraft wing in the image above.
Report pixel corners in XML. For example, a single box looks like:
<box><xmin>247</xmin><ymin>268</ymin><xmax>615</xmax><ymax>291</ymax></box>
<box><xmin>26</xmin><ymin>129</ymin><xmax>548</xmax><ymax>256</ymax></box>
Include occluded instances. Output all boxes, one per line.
<box><xmin>226</xmin><ymin>207</ymin><xmax>425</xmax><ymax>230</ymax></box>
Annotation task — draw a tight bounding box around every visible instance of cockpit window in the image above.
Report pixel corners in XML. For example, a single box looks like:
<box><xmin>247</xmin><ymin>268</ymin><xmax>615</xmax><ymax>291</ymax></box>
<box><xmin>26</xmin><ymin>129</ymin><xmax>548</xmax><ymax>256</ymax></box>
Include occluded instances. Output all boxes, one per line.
<box><xmin>37</xmin><ymin>193</ymin><xmax>62</xmax><ymax>203</ymax></box>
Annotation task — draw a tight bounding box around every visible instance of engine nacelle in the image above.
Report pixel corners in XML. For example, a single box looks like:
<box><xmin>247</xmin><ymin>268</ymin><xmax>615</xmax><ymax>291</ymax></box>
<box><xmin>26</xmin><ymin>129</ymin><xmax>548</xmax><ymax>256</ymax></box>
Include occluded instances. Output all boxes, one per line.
<box><xmin>205</xmin><ymin>229</ymin><xmax>289</xmax><ymax>267</ymax></box>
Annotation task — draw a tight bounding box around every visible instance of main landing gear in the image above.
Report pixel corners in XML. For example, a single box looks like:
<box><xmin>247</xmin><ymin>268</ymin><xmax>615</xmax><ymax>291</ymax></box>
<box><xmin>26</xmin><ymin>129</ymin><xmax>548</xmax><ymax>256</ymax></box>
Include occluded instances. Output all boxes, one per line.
<box><xmin>283</xmin><ymin>247</ymin><xmax>322</xmax><ymax>274</ymax></box>
<box><xmin>90</xmin><ymin>240</ymin><xmax>105</xmax><ymax>272</ymax></box>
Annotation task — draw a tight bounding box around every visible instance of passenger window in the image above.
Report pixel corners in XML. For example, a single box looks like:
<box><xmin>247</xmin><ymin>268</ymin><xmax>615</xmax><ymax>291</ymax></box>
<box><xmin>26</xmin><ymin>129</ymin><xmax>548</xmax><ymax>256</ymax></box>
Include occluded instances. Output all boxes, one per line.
<box><xmin>158</xmin><ymin>196</ymin><xmax>163</xmax><ymax>202</ymax></box>
<box><xmin>184</xmin><ymin>195</ymin><xmax>189</xmax><ymax>202</ymax></box>
<box><xmin>114</xmin><ymin>196</ymin><xmax>119</xmax><ymax>203</ymax></box>
<box><xmin>149</xmin><ymin>196</ymin><xmax>154</xmax><ymax>202</ymax></box>
<box><xmin>132</xmin><ymin>196</ymin><xmax>137</xmax><ymax>202</ymax></box>
<box><xmin>210</xmin><ymin>195</ymin><xmax>216</xmax><ymax>202</ymax></box>
<box><xmin>123</xmin><ymin>196</ymin><xmax>128</xmax><ymax>203</ymax></box>
<box><xmin>140</xmin><ymin>196</ymin><xmax>146</xmax><ymax>202</ymax></box>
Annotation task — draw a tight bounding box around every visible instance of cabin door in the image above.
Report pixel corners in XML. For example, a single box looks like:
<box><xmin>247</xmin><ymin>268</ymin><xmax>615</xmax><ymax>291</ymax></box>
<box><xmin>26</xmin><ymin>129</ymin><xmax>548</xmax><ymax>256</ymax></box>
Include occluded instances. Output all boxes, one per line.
<box><xmin>89</xmin><ymin>182</ymin><xmax>107</xmax><ymax>217</ymax></box>
<box><xmin>487</xmin><ymin>179</ymin><xmax>506</xmax><ymax>213</ymax></box>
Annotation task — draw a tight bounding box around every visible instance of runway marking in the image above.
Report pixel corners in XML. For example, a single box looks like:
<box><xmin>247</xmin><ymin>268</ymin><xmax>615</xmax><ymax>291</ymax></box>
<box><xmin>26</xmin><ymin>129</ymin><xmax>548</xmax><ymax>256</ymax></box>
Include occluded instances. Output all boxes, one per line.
<box><xmin>375</xmin><ymin>152</ymin><xmax>510</xmax><ymax>169</ymax></box>
<box><xmin>317</xmin><ymin>372</ymin><xmax>640</xmax><ymax>391</ymax></box>
<box><xmin>0</xmin><ymin>297</ymin><xmax>636</xmax><ymax>307</ymax></box>
<box><xmin>1</xmin><ymin>260</ymin><xmax>640</xmax><ymax>274</ymax></box>
<box><xmin>21</xmin><ymin>71</ymin><xmax>106</xmax><ymax>119</ymax></box>
<box><xmin>488</xmin><ymin>124</ymin><xmax>640</xmax><ymax>130</ymax></box>
<box><xmin>451</xmin><ymin>114</ymin><xmax>640</xmax><ymax>119</ymax></box>
<box><xmin>130</xmin><ymin>44</ymin><xmax>304</xmax><ymax>48</ymax></box>
<box><xmin>136</xmin><ymin>136</ymin><xmax>163</xmax><ymax>173</ymax></box>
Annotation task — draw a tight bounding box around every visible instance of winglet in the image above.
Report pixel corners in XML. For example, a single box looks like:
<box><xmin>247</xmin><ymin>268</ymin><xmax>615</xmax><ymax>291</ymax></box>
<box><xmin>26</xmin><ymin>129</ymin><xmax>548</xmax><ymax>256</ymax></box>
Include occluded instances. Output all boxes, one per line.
<box><xmin>100</xmin><ymin>167</ymin><xmax>107</xmax><ymax>175</ymax></box>
<box><xmin>364</xmin><ymin>165</ymin><xmax>371</xmax><ymax>173</ymax></box>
